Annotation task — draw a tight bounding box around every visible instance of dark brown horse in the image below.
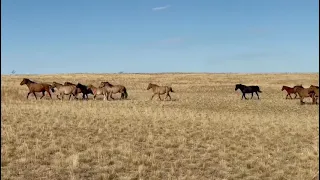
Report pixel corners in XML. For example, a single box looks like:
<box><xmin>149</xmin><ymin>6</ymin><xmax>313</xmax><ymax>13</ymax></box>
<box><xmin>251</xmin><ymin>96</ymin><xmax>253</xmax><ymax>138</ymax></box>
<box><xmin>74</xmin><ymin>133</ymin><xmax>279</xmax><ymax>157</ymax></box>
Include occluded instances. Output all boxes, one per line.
<box><xmin>20</xmin><ymin>78</ymin><xmax>54</xmax><ymax>100</ymax></box>
<box><xmin>281</xmin><ymin>86</ymin><xmax>298</xmax><ymax>99</ymax></box>
<box><xmin>235</xmin><ymin>84</ymin><xmax>262</xmax><ymax>100</ymax></box>
<box><xmin>147</xmin><ymin>83</ymin><xmax>174</xmax><ymax>101</ymax></box>
<box><xmin>99</xmin><ymin>82</ymin><xmax>128</xmax><ymax>100</ymax></box>
<box><xmin>75</xmin><ymin>83</ymin><xmax>93</xmax><ymax>100</ymax></box>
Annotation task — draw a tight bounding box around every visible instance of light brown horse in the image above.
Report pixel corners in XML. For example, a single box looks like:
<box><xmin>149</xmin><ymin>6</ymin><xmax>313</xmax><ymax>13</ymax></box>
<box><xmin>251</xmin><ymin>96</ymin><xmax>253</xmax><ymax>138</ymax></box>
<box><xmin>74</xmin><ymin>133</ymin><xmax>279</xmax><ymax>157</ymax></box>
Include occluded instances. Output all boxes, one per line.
<box><xmin>20</xmin><ymin>78</ymin><xmax>54</xmax><ymax>100</ymax></box>
<box><xmin>309</xmin><ymin>85</ymin><xmax>319</xmax><ymax>104</ymax></box>
<box><xmin>99</xmin><ymin>82</ymin><xmax>128</xmax><ymax>100</ymax></box>
<box><xmin>146</xmin><ymin>83</ymin><xmax>174</xmax><ymax>101</ymax></box>
<box><xmin>293</xmin><ymin>85</ymin><xmax>315</xmax><ymax>105</ymax></box>
<box><xmin>51</xmin><ymin>82</ymin><xmax>78</xmax><ymax>101</ymax></box>
<box><xmin>87</xmin><ymin>84</ymin><xmax>106</xmax><ymax>100</ymax></box>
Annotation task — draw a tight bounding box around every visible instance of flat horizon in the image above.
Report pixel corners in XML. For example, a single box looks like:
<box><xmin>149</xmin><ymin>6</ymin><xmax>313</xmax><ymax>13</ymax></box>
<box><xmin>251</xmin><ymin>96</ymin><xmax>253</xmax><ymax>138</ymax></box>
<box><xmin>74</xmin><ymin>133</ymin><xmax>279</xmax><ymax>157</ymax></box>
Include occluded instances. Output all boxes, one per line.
<box><xmin>1</xmin><ymin>72</ymin><xmax>319</xmax><ymax>76</ymax></box>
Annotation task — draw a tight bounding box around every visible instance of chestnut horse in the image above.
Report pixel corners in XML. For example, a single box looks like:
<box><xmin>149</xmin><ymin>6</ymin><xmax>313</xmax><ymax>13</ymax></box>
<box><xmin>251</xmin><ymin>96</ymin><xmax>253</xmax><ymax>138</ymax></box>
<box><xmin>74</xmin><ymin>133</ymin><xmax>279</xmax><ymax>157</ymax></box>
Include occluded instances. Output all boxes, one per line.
<box><xmin>20</xmin><ymin>78</ymin><xmax>54</xmax><ymax>100</ymax></box>
<box><xmin>281</xmin><ymin>86</ymin><xmax>298</xmax><ymax>99</ymax></box>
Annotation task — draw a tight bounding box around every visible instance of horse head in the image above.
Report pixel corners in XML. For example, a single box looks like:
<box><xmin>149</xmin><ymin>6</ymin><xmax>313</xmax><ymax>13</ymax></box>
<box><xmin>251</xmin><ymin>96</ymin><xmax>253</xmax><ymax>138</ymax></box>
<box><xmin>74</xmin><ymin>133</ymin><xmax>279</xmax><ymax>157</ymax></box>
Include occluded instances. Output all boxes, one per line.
<box><xmin>20</xmin><ymin>78</ymin><xmax>29</xmax><ymax>85</ymax></box>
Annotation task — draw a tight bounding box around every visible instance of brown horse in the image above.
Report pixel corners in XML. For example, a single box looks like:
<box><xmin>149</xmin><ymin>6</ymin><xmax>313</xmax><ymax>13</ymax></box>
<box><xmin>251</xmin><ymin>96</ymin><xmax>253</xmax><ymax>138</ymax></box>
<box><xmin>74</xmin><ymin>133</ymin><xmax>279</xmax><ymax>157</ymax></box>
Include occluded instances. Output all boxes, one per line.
<box><xmin>281</xmin><ymin>86</ymin><xmax>298</xmax><ymax>99</ymax></box>
<box><xmin>309</xmin><ymin>85</ymin><xmax>319</xmax><ymax>104</ymax></box>
<box><xmin>147</xmin><ymin>83</ymin><xmax>174</xmax><ymax>101</ymax></box>
<box><xmin>293</xmin><ymin>85</ymin><xmax>315</xmax><ymax>105</ymax></box>
<box><xmin>99</xmin><ymin>82</ymin><xmax>128</xmax><ymax>100</ymax></box>
<box><xmin>87</xmin><ymin>84</ymin><xmax>106</xmax><ymax>100</ymax></box>
<box><xmin>20</xmin><ymin>78</ymin><xmax>55</xmax><ymax>100</ymax></box>
<box><xmin>51</xmin><ymin>82</ymin><xmax>78</xmax><ymax>101</ymax></box>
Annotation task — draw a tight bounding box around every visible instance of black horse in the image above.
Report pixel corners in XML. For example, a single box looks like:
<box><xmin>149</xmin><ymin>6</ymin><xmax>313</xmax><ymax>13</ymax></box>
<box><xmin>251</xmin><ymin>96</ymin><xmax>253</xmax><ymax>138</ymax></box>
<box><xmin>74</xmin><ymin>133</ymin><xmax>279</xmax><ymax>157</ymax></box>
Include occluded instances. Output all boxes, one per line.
<box><xmin>235</xmin><ymin>84</ymin><xmax>262</xmax><ymax>100</ymax></box>
<box><xmin>76</xmin><ymin>83</ymin><xmax>93</xmax><ymax>100</ymax></box>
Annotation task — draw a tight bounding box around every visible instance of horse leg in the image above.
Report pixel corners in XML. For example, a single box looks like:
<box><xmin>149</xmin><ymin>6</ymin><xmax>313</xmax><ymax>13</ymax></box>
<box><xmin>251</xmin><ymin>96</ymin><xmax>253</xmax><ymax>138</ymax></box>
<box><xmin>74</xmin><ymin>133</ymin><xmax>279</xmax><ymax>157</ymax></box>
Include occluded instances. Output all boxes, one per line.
<box><xmin>255</xmin><ymin>92</ymin><xmax>260</xmax><ymax>99</ymax></box>
<box><xmin>158</xmin><ymin>94</ymin><xmax>162</xmax><ymax>101</ymax></box>
<box><xmin>150</xmin><ymin>93</ymin><xmax>156</xmax><ymax>100</ymax></box>
<box><xmin>294</xmin><ymin>93</ymin><xmax>298</xmax><ymax>99</ymax></box>
<box><xmin>33</xmin><ymin>92</ymin><xmax>37</xmax><ymax>100</ymax></box>
<box><xmin>300</xmin><ymin>97</ymin><xmax>304</xmax><ymax>105</ymax></box>
<box><xmin>285</xmin><ymin>94</ymin><xmax>289</xmax><ymax>99</ymax></box>
<box><xmin>40</xmin><ymin>91</ymin><xmax>45</xmax><ymax>99</ymax></box>
<box><xmin>251</xmin><ymin>93</ymin><xmax>254</xmax><ymax>99</ymax></box>
<box><xmin>110</xmin><ymin>93</ymin><xmax>115</xmax><ymax>100</ymax></box>
<box><xmin>166</xmin><ymin>93</ymin><xmax>172</xmax><ymax>100</ymax></box>
<box><xmin>27</xmin><ymin>92</ymin><xmax>31</xmax><ymax>99</ymax></box>
<box><xmin>47</xmin><ymin>90</ymin><xmax>52</xmax><ymax>99</ymax></box>
<box><xmin>242</xmin><ymin>93</ymin><xmax>247</xmax><ymax>100</ymax></box>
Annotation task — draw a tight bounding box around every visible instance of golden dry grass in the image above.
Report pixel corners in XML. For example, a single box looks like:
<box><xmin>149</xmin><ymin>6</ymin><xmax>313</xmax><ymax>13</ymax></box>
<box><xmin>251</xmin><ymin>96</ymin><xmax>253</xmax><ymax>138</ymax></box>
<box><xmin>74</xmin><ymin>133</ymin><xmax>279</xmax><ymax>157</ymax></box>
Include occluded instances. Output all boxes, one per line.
<box><xmin>1</xmin><ymin>73</ymin><xmax>319</xmax><ymax>180</ymax></box>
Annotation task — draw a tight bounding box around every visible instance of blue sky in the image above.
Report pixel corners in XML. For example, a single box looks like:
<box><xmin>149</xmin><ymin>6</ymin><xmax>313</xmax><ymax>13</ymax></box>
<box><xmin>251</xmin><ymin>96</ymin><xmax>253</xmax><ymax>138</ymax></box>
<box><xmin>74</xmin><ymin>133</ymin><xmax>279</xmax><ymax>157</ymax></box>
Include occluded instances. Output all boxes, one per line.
<box><xmin>1</xmin><ymin>0</ymin><xmax>319</xmax><ymax>74</ymax></box>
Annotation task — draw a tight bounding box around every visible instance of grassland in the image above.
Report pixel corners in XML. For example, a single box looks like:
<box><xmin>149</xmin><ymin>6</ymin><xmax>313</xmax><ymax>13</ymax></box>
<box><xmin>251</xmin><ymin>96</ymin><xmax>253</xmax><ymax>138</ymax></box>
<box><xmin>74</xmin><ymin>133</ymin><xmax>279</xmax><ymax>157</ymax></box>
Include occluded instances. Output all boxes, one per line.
<box><xmin>1</xmin><ymin>73</ymin><xmax>319</xmax><ymax>180</ymax></box>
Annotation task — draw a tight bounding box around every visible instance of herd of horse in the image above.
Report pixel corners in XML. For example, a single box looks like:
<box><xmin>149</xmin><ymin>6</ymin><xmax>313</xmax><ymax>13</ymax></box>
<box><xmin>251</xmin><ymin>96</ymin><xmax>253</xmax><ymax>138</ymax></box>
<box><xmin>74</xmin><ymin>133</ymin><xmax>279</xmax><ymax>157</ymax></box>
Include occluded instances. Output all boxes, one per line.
<box><xmin>19</xmin><ymin>78</ymin><xmax>174</xmax><ymax>101</ymax></box>
<box><xmin>19</xmin><ymin>78</ymin><xmax>319</xmax><ymax>105</ymax></box>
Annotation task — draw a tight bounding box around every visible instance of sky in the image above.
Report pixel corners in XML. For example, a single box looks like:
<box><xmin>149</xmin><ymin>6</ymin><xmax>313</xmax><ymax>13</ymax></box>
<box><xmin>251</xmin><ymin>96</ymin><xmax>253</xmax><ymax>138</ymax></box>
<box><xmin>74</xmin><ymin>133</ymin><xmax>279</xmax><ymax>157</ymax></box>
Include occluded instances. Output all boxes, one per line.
<box><xmin>1</xmin><ymin>0</ymin><xmax>319</xmax><ymax>74</ymax></box>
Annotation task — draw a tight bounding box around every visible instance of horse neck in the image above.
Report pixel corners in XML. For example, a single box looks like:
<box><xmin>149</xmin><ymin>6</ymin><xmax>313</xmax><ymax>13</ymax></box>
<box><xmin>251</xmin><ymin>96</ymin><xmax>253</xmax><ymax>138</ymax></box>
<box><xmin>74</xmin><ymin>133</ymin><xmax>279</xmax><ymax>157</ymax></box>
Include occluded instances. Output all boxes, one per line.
<box><xmin>151</xmin><ymin>85</ymin><xmax>158</xmax><ymax>90</ymax></box>
<box><xmin>25</xmin><ymin>81</ymin><xmax>35</xmax><ymax>89</ymax></box>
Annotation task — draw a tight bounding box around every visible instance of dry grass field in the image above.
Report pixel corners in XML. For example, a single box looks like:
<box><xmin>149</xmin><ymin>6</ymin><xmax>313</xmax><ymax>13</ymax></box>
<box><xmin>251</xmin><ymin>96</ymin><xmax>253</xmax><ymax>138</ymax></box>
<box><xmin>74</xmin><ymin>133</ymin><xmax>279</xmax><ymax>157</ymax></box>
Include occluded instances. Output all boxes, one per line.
<box><xmin>1</xmin><ymin>73</ymin><xmax>319</xmax><ymax>180</ymax></box>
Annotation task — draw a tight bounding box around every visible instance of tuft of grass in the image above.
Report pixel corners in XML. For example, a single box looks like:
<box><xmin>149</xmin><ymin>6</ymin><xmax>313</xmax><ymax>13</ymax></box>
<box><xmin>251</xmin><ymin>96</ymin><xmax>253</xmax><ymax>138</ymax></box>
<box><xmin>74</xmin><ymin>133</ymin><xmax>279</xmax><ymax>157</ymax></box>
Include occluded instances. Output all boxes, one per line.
<box><xmin>1</xmin><ymin>73</ymin><xmax>319</xmax><ymax>180</ymax></box>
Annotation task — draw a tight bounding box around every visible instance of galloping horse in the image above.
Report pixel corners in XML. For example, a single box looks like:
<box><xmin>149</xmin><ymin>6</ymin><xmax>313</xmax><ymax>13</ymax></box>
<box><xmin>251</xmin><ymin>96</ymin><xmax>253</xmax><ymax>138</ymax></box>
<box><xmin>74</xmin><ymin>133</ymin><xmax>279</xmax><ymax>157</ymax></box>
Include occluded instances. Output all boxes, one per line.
<box><xmin>20</xmin><ymin>78</ymin><xmax>54</xmax><ymax>100</ymax></box>
<box><xmin>146</xmin><ymin>83</ymin><xmax>174</xmax><ymax>101</ymax></box>
<box><xmin>293</xmin><ymin>85</ymin><xmax>315</xmax><ymax>105</ymax></box>
<box><xmin>51</xmin><ymin>82</ymin><xmax>78</xmax><ymax>101</ymax></box>
<box><xmin>87</xmin><ymin>84</ymin><xmax>106</xmax><ymax>100</ymax></box>
<box><xmin>235</xmin><ymin>84</ymin><xmax>262</xmax><ymax>100</ymax></box>
<box><xmin>99</xmin><ymin>82</ymin><xmax>128</xmax><ymax>100</ymax></box>
<box><xmin>309</xmin><ymin>85</ymin><xmax>319</xmax><ymax>104</ymax></box>
<box><xmin>64</xmin><ymin>82</ymin><xmax>84</xmax><ymax>99</ymax></box>
<box><xmin>75</xmin><ymin>83</ymin><xmax>93</xmax><ymax>100</ymax></box>
<box><xmin>281</xmin><ymin>86</ymin><xmax>298</xmax><ymax>99</ymax></box>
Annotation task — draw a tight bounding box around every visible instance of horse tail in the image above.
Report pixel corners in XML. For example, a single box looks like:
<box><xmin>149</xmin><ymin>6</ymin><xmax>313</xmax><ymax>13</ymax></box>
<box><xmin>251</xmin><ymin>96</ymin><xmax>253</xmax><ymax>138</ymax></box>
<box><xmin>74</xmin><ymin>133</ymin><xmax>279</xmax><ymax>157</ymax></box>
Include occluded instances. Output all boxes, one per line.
<box><xmin>257</xmin><ymin>87</ymin><xmax>262</xmax><ymax>93</ymax></box>
<box><xmin>123</xmin><ymin>87</ymin><xmax>128</xmax><ymax>99</ymax></box>
<box><xmin>49</xmin><ymin>85</ymin><xmax>55</xmax><ymax>93</ymax></box>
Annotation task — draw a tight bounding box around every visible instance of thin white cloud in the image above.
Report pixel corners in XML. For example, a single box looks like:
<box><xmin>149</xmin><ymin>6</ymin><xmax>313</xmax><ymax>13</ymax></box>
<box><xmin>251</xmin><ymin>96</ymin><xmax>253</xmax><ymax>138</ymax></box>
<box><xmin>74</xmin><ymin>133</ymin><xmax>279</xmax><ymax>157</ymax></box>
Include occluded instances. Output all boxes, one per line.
<box><xmin>152</xmin><ymin>5</ymin><xmax>171</xmax><ymax>11</ymax></box>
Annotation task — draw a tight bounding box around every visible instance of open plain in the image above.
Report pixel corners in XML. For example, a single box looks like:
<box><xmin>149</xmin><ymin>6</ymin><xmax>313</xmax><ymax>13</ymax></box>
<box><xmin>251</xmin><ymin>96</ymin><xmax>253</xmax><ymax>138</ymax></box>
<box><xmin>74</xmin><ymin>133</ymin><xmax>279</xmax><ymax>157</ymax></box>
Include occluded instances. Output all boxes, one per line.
<box><xmin>1</xmin><ymin>73</ymin><xmax>319</xmax><ymax>180</ymax></box>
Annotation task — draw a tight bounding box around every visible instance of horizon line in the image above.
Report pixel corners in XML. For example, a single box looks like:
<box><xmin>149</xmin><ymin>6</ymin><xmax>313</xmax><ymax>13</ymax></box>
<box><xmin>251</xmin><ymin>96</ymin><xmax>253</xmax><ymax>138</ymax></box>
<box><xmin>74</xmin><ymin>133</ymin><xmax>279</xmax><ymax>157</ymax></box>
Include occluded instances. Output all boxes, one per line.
<box><xmin>1</xmin><ymin>72</ymin><xmax>319</xmax><ymax>76</ymax></box>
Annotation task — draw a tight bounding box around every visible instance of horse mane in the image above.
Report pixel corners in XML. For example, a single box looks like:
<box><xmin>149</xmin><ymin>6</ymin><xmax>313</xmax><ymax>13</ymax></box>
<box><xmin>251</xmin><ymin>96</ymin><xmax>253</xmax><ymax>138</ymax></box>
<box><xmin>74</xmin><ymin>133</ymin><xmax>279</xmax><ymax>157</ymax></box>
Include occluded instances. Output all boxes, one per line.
<box><xmin>149</xmin><ymin>83</ymin><xmax>159</xmax><ymax>87</ymax></box>
<box><xmin>64</xmin><ymin>82</ymin><xmax>76</xmax><ymax>86</ymax></box>
<box><xmin>103</xmin><ymin>82</ymin><xmax>114</xmax><ymax>87</ymax></box>
<box><xmin>24</xmin><ymin>78</ymin><xmax>36</xmax><ymax>84</ymax></box>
